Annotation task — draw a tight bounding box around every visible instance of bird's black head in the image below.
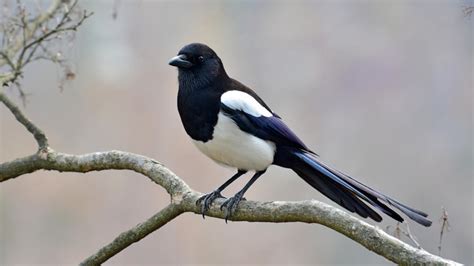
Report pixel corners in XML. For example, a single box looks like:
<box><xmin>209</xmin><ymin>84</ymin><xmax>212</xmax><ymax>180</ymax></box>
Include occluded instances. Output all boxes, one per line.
<box><xmin>169</xmin><ymin>43</ymin><xmax>226</xmax><ymax>88</ymax></box>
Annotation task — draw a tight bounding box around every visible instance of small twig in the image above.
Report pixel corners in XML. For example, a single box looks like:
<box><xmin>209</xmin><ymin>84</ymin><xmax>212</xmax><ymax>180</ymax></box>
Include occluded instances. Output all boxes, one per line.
<box><xmin>388</xmin><ymin>222</ymin><xmax>402</xmax><ymax>239</ymax></box>
<box><xmin>404</xmin><ymin>222</ymin><xmax>421</xmax><ymax>249</ymax></box>
<box><xmin>13</xmin><ymin>80</ymin><xmax>29</xmax><ymax>106</ymax></box>
<box><xmin>0</xmin><ymin>51</ymin><xmax>16</xmax><ymax>69</ymax></box>
<box><xmin>0</xmin><ymin>0</ymin><xmax>63</xmax><ymax>68</ymax></box>
<box><xmin>16</xmin><ymin>9</ymin><xmax>92</xmax><ymax>69</ymax></box>
<box><xmin>0</xmin><ymin>72</ymin><xmax>15</xmax><ymax>86</ymax></box>
<box><xmin>19</xmin><ymin>3</ymin><xmax>28</xmax><ymax>48</ymax></box>
<box><xmin>22</xmin><ymin>37</ymin><xmax>46</xmax><ymax>66</ymax></box>
<box><xmin>387</xmin><ymin>222</ymin><xmax>421</xmax><ymax>249</ymax></box>
<box><xmin>438</xmin><ymin>207</ymin><xmax>451</xmax><ymax>255</ymax></box>
<box><xmin>0</xmin><ymin>91</ymin><xmax>48</xmax><ymax>149</ymax></box>
<box><xmin>0</xmin><ymin>0</ymin><xmax>92</xmax><ymax>87</ymax></box>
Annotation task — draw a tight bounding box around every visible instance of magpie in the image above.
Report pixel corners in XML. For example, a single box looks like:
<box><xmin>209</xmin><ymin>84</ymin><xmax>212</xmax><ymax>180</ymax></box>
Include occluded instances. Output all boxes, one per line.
<box><xmin>169</xmin><ymin>43</ymin><xmax>432</xmax><ymax>227</ymax></box>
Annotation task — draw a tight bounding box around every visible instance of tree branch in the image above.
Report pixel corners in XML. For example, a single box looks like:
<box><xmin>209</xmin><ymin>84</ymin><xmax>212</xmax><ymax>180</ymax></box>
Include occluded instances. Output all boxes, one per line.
<box><xmin>0</xmin><ymin>71</ymin><xmax>15</xmax><ymax>86</ymax></box>
<box><xmin>0</xmin><ymin>92</ymin><xmax>48</xmax><ymax>149</ymax></box>
<box><xmin>0</xmin><ymin>0</ymin><xmax>63</xmax><ymax>68</ymax></box>
<box><xmin>0</xmin><ymin>0</ymin><xmax>92</xmax><ymax>87</ymax></box>
<box><xmin>0</xmin><ymin>148</ymin><xmax>461</xmax><ymax>265</ymax></box>
<box><xmin>182</xmin><ymin>198</ymin><xmax>460</xmax><ymax>265</ymax></box>
<box><xmin>79</xmin><ymin>204</ymin><xmax>184</xmax><ymax>266</ymax></box>
<box><xmin>0</xmin><ymin>149</ymin><xmax>191</xmax><ymax>197</ymax></box>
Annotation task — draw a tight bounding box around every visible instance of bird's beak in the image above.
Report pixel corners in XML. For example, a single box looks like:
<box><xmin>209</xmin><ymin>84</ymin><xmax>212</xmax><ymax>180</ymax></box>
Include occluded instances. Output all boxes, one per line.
<box><xmin>168</xmin><ymin>54</ymin><xmax>193</xmax><ymax>68</ymax></box>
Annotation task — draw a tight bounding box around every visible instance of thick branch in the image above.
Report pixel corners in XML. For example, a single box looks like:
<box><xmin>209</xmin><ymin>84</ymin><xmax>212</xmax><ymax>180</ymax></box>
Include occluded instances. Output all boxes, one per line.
<box><xmin>0</xmin><ymin>92</ymin><xmax>48</xmax><ymax>149</ymax></box>
<box><xmin>182</xmin><ymin>196</ymin><xmax>459</xmax><ymax>265</ymax></box>
<box><xmin>0</xmin><ymin>150</ymin><xmax>190</xmax><ymax>197</ymax></box>
<box><xmin>0</xmin><ymin>149</ymin><xmax>461</xmax><ymax>265</ymax></box>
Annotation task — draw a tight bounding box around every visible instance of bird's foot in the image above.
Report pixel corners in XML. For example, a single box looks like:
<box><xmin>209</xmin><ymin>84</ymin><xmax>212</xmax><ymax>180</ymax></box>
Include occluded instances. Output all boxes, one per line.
<box><xmin>220</xmin><ymin>191</ymin><xmax>245</xmax><ymax>223</ymax></box>
<box><xmin>196</xmin><ymin>190</ymin><xmax>225</xmax><ymax>218</ymax></box>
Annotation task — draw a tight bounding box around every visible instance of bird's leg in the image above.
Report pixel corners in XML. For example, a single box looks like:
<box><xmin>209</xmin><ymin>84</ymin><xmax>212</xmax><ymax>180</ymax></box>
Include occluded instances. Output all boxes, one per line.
<box><xmin>220</xmin><ymin>170</ymin><xmax>266</xmax><ymax>222</ymax></box>
<box><xmin>196</xmin><ymin>170</ymin><xmax>247</xmax><ymax>218</ymax></box>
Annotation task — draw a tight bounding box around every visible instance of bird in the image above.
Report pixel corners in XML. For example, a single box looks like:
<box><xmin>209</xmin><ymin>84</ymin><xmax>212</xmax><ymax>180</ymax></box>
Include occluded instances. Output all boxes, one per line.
<box><xmin>168</xmin><ymin>43</ymin><xmax>432</xmax><ymax>227</ymax></box>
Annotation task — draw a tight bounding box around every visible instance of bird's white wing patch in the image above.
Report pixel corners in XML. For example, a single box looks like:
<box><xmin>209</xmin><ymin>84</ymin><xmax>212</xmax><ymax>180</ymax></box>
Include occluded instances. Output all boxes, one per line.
<box><xmin>221</xmin><ymin>90</ymin><xmax>272</xmax><ymax>117</ymax></box>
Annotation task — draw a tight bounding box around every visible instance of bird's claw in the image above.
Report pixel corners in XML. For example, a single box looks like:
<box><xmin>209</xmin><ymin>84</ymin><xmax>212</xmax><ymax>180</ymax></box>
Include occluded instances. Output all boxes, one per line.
<box><xmin>220</xmin><ymin>192</ymin><xmax>244</xmax><ymax>223</ymax></box>
<box><xmin>196</xmin><ymin>190</ymin><xmax>225</xmax><ymax>218</ymax></box>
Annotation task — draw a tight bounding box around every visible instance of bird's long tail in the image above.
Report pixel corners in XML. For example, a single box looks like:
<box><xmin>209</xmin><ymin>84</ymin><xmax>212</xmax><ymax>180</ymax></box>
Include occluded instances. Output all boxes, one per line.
<box><xmin>279</xmin><ymin>149</ymin><xmax>432</xmax><ymax>226</ymax></box>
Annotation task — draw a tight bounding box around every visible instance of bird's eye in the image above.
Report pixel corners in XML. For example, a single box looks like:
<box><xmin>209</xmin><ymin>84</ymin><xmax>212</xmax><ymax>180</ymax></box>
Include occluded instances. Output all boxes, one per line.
<box><xmin>198</xmin><ymin>56</ymin><xmax>204</xmax><ymax>62</ymax></box>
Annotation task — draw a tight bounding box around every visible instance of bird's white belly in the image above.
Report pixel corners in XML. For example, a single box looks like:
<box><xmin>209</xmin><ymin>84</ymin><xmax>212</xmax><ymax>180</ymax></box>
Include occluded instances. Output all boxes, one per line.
<box><xmin>192</xmin><ymin>112</ymin><xmax>276</xmax><ymax>171</ymax></box>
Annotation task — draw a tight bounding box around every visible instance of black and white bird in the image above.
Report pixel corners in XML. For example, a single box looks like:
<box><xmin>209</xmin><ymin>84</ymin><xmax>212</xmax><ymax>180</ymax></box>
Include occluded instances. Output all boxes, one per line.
<box><xmin>169</xmin><ymin>43</ymin><xmax>432</xmax><ymax>226</ymax></box>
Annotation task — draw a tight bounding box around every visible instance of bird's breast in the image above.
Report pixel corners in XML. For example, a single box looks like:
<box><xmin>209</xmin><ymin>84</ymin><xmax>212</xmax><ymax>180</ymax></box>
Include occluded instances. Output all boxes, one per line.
<box><xmin>177</xmin><ymin>88</ymin><xmax>220</xmax><ymax>142</ymax></box>
<box><xmin>192</xmin><ymin>112</ymin><xmax>276</xmax><ymax>171</ymax></box>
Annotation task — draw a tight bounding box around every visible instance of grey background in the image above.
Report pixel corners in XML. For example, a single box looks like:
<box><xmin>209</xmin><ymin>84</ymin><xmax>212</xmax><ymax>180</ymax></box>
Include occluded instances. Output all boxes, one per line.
<box><xmin>1</xmin><ymin>0</ymin><xmax>472</xmax><ymax>264</ymax></box>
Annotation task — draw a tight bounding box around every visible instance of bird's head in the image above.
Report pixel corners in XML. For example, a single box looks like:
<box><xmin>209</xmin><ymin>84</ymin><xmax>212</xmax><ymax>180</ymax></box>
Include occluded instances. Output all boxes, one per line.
<box><xmin>169</xmin><ymin>43</ymin><xmax>226</xmax><ymax>88</ymax></box>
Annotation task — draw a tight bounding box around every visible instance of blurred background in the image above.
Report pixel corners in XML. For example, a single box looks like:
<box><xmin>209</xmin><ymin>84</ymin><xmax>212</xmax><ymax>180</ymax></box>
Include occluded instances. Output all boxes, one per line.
<box><xmin>1</xmin><ymin>0</ymin><xmax>472</xmax><ymax>264</ymax></box>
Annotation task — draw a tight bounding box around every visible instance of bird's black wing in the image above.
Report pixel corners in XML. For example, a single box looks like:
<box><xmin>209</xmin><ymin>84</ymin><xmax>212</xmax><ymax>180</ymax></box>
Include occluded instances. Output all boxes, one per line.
<box><xmin>219</xmin><ymin>90</ymin><xmax>431</xmax><ymax>226</ymax></box>
<box><xmin>219</xmin><ymin>90</ymin><xmax>313</xmax><ymax>153</ymax></box>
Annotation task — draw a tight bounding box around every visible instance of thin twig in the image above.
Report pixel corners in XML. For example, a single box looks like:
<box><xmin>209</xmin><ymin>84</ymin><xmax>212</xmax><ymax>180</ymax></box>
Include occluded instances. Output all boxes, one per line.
<box><xmin>13</xmin><ymin>80</ymin><xmax>29</xmax><ymax>106</ymax></box>
<box><xmin>0</xmin><ymin>0</ymin><xmax>92</xmax><ymax>87</ymax></box>
<box><xmin>438</xmin><ymin>207</ymin><xmax>450</xmax><ymax>255</ymax></box>
<box><xmin>16</xmin><ymin>9</ymin><xmax>93</xmax><ymax>69</ymax></box>
<box><xmin>387</xmin><ymin>222</ymin><xmax>422</xmax><ymax>249</ymax></box>
<box><xmin>0</xmin><ymin>72</ymin><xmax>15</xmax><ymax>86</ymax></box>
<box><xmin>404</xmin><ymin>222</ymin><xmax>421</xmax><ymax>249</ymax></box>
<box><xmin>0</xmin><ymin>0</ymin><xmax>63</xmax><ymax>68</ymax></box>
<box><xmin>0</xmin><ymin>51</ymin><xmax>16</xmax><ymax>69</ymax></box>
